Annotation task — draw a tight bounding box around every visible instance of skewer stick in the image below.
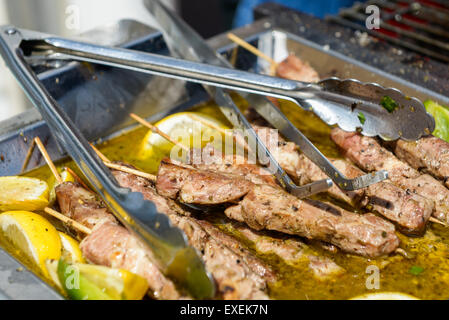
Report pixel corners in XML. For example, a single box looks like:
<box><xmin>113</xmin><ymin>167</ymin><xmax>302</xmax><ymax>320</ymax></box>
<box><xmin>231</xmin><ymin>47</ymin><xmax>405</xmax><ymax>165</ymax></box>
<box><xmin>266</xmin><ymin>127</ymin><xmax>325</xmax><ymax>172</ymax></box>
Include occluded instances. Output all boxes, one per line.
<box><xmin>227</xmin><ymin>33</ymin><xmax>278</xmax><ymax>72</ymax></box>
<box><xmin>90</xmin><ymin>143</ymin><xmax>157</xmax><ymax>182</ymax></box>
<box><xmin>34</xmin><ymin>137</ymin><xmax>62</xmax><ymax>184</ymax></box>
<box><xmin>429</xmin><ymin>216</ymin><xmax>447</xmax><ymax>226</ymax></box>
<box><xmin>64</xmin><ymin>167</ymin><xmax>92</xmax><ymax>192</ymax></box>
<box><xmin>90</xmin><ymin>143</ymin><xmax>111</xmax><ymax>163</ymax></box>
<box><xmin>44</xmin><ymin>207</ymin><xmax>92</xmax><ymax>235</ymax></box>
<box><xmin>104</xmin><ymin>162</ymin><xmax>157</xmax><ymax>182</ymax></box>
<box><xmin>20</xmin><ymin>139</ymin><xmax>36</xmax><ymax>173</ymax></box>
<box><xmin>130</xmin><ymin>113</ymin><xmax>190</xmax><ymax>153</ymax></box>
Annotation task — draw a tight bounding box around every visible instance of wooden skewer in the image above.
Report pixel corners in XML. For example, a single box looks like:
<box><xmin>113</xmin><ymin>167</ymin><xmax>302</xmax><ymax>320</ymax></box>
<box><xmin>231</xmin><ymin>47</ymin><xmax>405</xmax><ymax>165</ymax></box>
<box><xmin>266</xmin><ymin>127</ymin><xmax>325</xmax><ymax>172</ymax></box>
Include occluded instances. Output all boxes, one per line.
<box><xmin>130</xmin><ymin>113</ymin><xmax>190</xmax><ymax>153</ymax></box>
<box><xmin>44</xmin><ymin>207</ymin><xmax>92</xmax><ymax>235</ymax></box>
<box><xmin>104</xmin><ymin>162</ymin><xmax>157</xmax><ymax>182</ymax></box>
<box><xmin>90</xmin><ymin>143</ymin><xmax>111</xmax><ymax>163</ymax></box>
<box><xmin>227</xmin><ymin>33</ymin><xmax>278</xmax><ymax>71</ymax></box>
<box><xmin>429</xmin><ymin>216</ymin><xmax>447</xmax><ymax>227</ymax></box>
<box><xmin>64</xmin><ymin>167</ymin><xmax>93</xmax><ymax>192</ymax></box>
<box><xmin>20</xmin><ymin>139</ymin><xmax>36</xmax><ymax>174</ymax></box>
<box><xmin>34</xmin><ymin>137</ymin><xmax>62</xmax><ymax>184</ymax></box>
<box><xmin>90</xmin><ymin>143</ymin><xmax>157</xmax><ymax>182</ymax></box>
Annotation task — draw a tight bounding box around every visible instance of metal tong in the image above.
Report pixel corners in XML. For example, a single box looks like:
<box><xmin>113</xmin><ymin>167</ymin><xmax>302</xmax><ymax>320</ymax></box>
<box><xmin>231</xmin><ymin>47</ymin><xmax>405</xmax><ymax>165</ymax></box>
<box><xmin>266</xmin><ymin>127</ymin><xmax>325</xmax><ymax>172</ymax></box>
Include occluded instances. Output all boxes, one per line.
<box><xmin>3</xmin><ymin>28</ymin><xmax>402</xmax><ymax>192</ymax></box>
<box><xmin>0</xmin><ymin>26</ymin><xmax>215</xmax><ymax>299</ymax></box>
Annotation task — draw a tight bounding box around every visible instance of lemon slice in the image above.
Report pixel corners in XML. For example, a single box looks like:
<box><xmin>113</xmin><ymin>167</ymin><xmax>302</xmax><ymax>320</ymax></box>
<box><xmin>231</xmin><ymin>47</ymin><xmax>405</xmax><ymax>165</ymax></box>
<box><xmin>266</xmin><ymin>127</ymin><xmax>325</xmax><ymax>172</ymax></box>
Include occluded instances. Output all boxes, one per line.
<box><xmin>137</xmin><ymin>112</ymin><xmax>230</xmax><ymax>172</ymax></box>
<box><xmin>0</xmin><ymin>177</ymin><xmax>49</xmax><ymax>211</ymax></box>
<box><xmin>424</xmin><ymin>100</ymin><xmax>449</xmax><ymax>142</ymax></box>
<box><xmin>0</xmin><ymin>211</ymin><xmax>61</xmax><ymax>277</ymax></box>
<box><xmin>57</xmin><ymin>260</ymin><xmax>148</xmax><ymax>300</ymax></box>
<box><xmin>350</xmin><ymin>292</ymin><xmax>419</xmax><ymax>300</ymax></box>
<box><xmin>59</xmin><ymin>232</ymin><xmax>85</xmax><ymax>263</ymax></box>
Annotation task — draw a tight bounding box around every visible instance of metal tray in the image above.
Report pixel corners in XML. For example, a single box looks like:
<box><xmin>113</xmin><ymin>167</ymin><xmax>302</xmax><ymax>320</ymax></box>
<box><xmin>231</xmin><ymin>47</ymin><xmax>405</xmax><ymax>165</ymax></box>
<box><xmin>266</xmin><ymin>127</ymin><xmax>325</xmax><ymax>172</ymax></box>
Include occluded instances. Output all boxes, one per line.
<box><xmin>1</xmin><ymin>17</ymin><xmax>448</xmax><ymax>299</ymax></box>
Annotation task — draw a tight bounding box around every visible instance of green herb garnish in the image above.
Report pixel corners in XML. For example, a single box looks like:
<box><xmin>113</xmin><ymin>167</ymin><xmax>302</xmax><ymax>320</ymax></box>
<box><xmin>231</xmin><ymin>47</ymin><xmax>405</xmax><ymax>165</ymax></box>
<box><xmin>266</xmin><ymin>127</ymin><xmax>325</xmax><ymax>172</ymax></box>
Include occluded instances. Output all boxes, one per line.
<box><xmin>380</xmin><ymin>96</ymin><xmax>398</xmax><ymax>113</ymax></box>
<box><xmin>358</xmin><ymin>112</ymin><xmax>366</xmax><ymax>125</ymax></box>
<box><xmin>409</xmin><ymin>265</ymin><xmax>424</xmax><ymax>276</ymax></box>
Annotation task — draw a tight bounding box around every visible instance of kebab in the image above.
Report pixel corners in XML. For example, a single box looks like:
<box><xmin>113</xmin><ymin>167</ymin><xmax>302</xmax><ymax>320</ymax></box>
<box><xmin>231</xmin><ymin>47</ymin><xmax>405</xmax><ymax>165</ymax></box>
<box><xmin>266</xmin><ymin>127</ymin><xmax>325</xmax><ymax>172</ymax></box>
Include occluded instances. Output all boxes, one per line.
<box><xmin>331</xmin><ymin>128</ymin><xmax>449</xmax><ymax>225</ymax></box>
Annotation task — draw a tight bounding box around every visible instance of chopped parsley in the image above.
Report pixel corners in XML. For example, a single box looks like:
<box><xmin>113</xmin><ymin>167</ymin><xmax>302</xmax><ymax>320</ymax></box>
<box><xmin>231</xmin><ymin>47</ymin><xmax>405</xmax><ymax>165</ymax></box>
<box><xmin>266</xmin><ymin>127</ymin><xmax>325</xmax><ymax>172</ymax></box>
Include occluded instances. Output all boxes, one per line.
<box><xmin>409</xmin><ymin>265</ymin><xmax>424</xmax><ymax>276</ymax></box>
<box><xmin>358</xmin><ymin>112</ymin><xmax>366</xmax><ymax>125</ymax></box>
<box><xmin>380</xmin><ymin>96</ymin><xmax>398</xmax><ymax>113</ymax></box>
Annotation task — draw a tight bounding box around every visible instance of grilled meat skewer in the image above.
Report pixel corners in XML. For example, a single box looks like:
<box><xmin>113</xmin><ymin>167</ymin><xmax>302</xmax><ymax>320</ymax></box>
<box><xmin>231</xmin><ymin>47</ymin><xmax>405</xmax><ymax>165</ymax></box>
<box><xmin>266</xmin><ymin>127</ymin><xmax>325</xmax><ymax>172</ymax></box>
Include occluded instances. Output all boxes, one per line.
<box><xmin>248</xmin><ymin>126</ymin><xmax>433</xmax><ymax>235</ymax></box>
<box><xmin>111</xmin><ymin>166</ymin><xmax>273</xmax><ymax>300</ymax></box>
<box><xmin>157</xmin><ymin>159</ymin><xmax>399</xmax><ymax>257</ymax></box>
<box><xmin>331</xmin><ymin>128</ymin><xmax>449</xmax><ymax>224</ymax></box>
<box><xmin>385</xmin><ymin>136</ymin><xmax>449</xmax><ymax>189</ymax></box>
<box><xmin>55</xmin><ymin>182</ymin><xmax>184</xmax><ymax>300</ymax></box>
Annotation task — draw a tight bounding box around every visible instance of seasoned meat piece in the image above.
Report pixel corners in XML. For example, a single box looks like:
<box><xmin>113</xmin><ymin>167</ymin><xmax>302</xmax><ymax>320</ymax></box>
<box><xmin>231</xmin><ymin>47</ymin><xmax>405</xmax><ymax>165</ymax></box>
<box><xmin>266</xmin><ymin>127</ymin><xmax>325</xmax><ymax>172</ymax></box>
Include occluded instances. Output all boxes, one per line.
<box><xmin>80</xmin><ymin>222</ymin><xmax>181</xmax><ymax>300</ymax></box>
<box><xmin>113</xmin><ymin>167</ymin><xmax>273</xmax><ymax>300</ymax></box>
<box><xmin>331</xmin><ymin>128</ymin><xmax>449</xmax><ymax>224</ymax></box>
<box><xmin>157</xmin><ymin>161</ymin><xmax>399</xmax><ymax>257</ymax></box>
<box><xmin>232</xmin><ymin>223</ymin><xmax>345</xmax><ymax>280</ymax></box>
<box><xmin>276</xmin><ymin>54</ymin><xmax>320</xmax><ymax>83</ymax></box>
<box><xmin>189</xmin><ymin>144</ymin><xmax>278</xmax><ymax>187</ymax></box>
<box><xmin>55</xmin><ymin>182</ymin><xmax>116</xmax><ymax>230</ymax></box>
<box><xmin>55</xmin><ymin>181</ymin><xmax>183</xmax><ymax>300</ymax></box>
<box><xmin>387</xmin><ymin>136</ymin><xmax>449</xmax><ymax>188</ymax></box>
<box><xmin>251</xmin><ymin>126</ymin><xmax>432</xmax><ymax>234</ymax></box>
<box><xmin>227</xmin><ymin>184</ymin><xmax>399</xmax><ymax>257</ymax></box>
<box><xmin>157</xmin><ymin>159</ymin><xmax>253</xmax><ymax>204</ymax></box>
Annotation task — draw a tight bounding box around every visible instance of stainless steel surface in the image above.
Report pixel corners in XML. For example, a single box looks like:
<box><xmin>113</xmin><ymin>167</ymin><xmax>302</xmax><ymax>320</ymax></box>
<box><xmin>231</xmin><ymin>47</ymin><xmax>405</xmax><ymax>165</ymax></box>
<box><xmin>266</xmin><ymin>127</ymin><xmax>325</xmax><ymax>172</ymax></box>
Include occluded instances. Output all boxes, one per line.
<box><xmin>22</xmin><ymin>28</ymin><xmax>434</xmax><ymax>144</ymax></box>
<box><xmin>0</xmin><ymin>25</ymin><xmax>215</xmax><ymax>299</ymax></box>
<box><xmin>145</xmin><ymin>0</ymin><xmax>336</xmax><ymax>196</ymax></box>
<box><xmin>144</xmin><ymin>0</ymin><xmax>390</xmax><ymax>192</ymax></box>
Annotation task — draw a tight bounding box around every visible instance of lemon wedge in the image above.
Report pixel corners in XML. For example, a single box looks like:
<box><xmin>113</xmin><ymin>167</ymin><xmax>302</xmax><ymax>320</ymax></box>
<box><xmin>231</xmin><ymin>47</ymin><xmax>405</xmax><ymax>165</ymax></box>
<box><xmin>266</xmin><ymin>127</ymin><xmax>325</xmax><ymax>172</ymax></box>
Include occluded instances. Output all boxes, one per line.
<box><xmin>137</xmin><ymin>112</ymin><xmax>230</xmax><ymax>172</ymax></box>
<box><xmin>57</xmin><ymin>260</ymin><xmax>149</xmax><ymax>300</ymax></box>
<box><xmin>350</xmin><ymin>292</ymin><xmax>419</xmax><ymax>300</ymax></box>
<box><xmin>0</xmin><ymin>211</ymin><xmax>61</xmax><ymax>277</ymax></box>
<box><xmin>0</xmin><ymin>177</ymin><xmax>49</xmax><ymax>211</ymax></box>
<box><xmin>424</xmin><ymin>100</ymin><xmax>449</xmax><ymax>143</ymax></box>
<box><xmin>59</xmin><ymin>232</ymin><xmax>85</xmax><ymax>263</ymax></box>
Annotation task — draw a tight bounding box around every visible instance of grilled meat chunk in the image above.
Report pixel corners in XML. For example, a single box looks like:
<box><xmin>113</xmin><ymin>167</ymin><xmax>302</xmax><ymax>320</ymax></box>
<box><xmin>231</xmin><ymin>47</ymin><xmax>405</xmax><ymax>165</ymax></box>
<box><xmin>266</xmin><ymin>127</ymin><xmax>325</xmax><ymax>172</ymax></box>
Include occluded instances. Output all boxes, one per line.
<box><xmin>276</xmin><ymin>54</ymin><xmax>320</xmax><ymax>83</ymax></box>
<box><xmin>231</xmin><ymin>222</ymin><xmax>345</xmax><ymax>280</ymax></box>
<box><xmin>80</xmin><ymin>221</ymin><xmax>182</xmax><ymax>300</ymax></box>
<box><xmin>55</xmin><ymin>182</ymin><xmax>183</xmax><ymax>300</ymax></box>
<box><xmin>387</xmin><ymin>136</ymin><xmax>449</xmax><ymax>188</ymax></box>
<box><xmin>112</xmin><ymin>166</ymin><xmax>273</xmax><ymax>300</ymax></box>
<box><xmin>331</xmin><ymin>128</ymin><xmax>449</xmax><ymax>224</ymax></box>
<box><xmin>227</xmin><ymin>184</ymin><xmax>399</xmax><ymax>257</ymax></box>
<box><xmin>251</xmin><ymin>126</ymin><xmax>432</xmax><ymax>234</ymax></box>
<box><xmin>157</xmin><ymin>160</ymin><xmax>399</xmax><ymax>257</ymax></box>
<box><xmin>157</xmin><ymin>159</ymin><xmax>253</xmax><ymax>204</ymax></box>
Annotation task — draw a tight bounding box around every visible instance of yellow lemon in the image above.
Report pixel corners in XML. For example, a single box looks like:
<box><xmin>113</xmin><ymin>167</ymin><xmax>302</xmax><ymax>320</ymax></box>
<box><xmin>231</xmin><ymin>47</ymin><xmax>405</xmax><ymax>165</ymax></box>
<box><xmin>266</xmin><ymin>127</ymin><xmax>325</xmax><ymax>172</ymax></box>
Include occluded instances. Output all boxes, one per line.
<box><xmin>350</xmin><ymin>292</ymin><xmax>419</xmax><ymax>300</ymax></box>
<box><xmin>58</xmin><ymin>232</ymin><xmax>85</xmax><ymax>263</ymax></box>
<box><xmin>0</xmin><ymin>211</ymin><xmax>61</xmax><ymax>277</ymax></box>
<box><xmin>0</xmin><ymin>177</ymin><xmax>49</xmax><ymax>211</ymax></box>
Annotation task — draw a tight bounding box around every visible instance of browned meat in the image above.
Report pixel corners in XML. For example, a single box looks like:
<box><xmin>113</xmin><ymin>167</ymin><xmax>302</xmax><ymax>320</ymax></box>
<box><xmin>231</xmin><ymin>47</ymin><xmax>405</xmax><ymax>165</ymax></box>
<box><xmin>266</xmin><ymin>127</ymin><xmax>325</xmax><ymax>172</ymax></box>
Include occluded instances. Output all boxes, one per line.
<box><xmin>189</xmin><ymin>145</ymin><xmax>278</xmax><ymax>187</ymax></box>
<box><xmin>276</xmin><ymin>54</ymin><xmax>320</xmax><ymax>83</ymax></box>
<box><xmin>80</xmin><ymin>222</ymin><xmax>182</xmax><ymax>300</ymax></box>
<box><xmin>251</xmin><ymin>126</ymin><xmax>432</xmax><ymax>234</ymax></box>
<box><xmin>227</xmin><ymin>184</ymin><xmax>399</xmax><ymax>257</ymax></box>
<box><xmin>55</xmin><ymin>181</ymin><xmax>183</xmax><ymax>300</ymax></box>
<box><xmin>387</xmin><ymin>136</ymin><xmax>449</xmax><ymax>188</ymax></box>
<box><xmin>231</xmin><ymin>223</ymin><xmax>345</xmax><ymax>280</ymax></box>
<box><xmin>157</xmin><ymin>161</ymin><xmax>399</xmax><ymax>257</ymax></box>
<box><xmin>331</xmin><ymin>128</ymin><xmax>449</xmax><ymax>224</ymax></box>
<box><xmin>157</xmin><ymin>159</ymin><xmax>253</xmax><ymax>204</ymax></box>
<box><xmin>112</xmin><ymin>167</ymin><xmax>273</xmax><ymax>300</ymax></box>
<box><xmin>55</xmin><ymin>182</ymin><xmax>116</xmax><ymax>231</ymax></box>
